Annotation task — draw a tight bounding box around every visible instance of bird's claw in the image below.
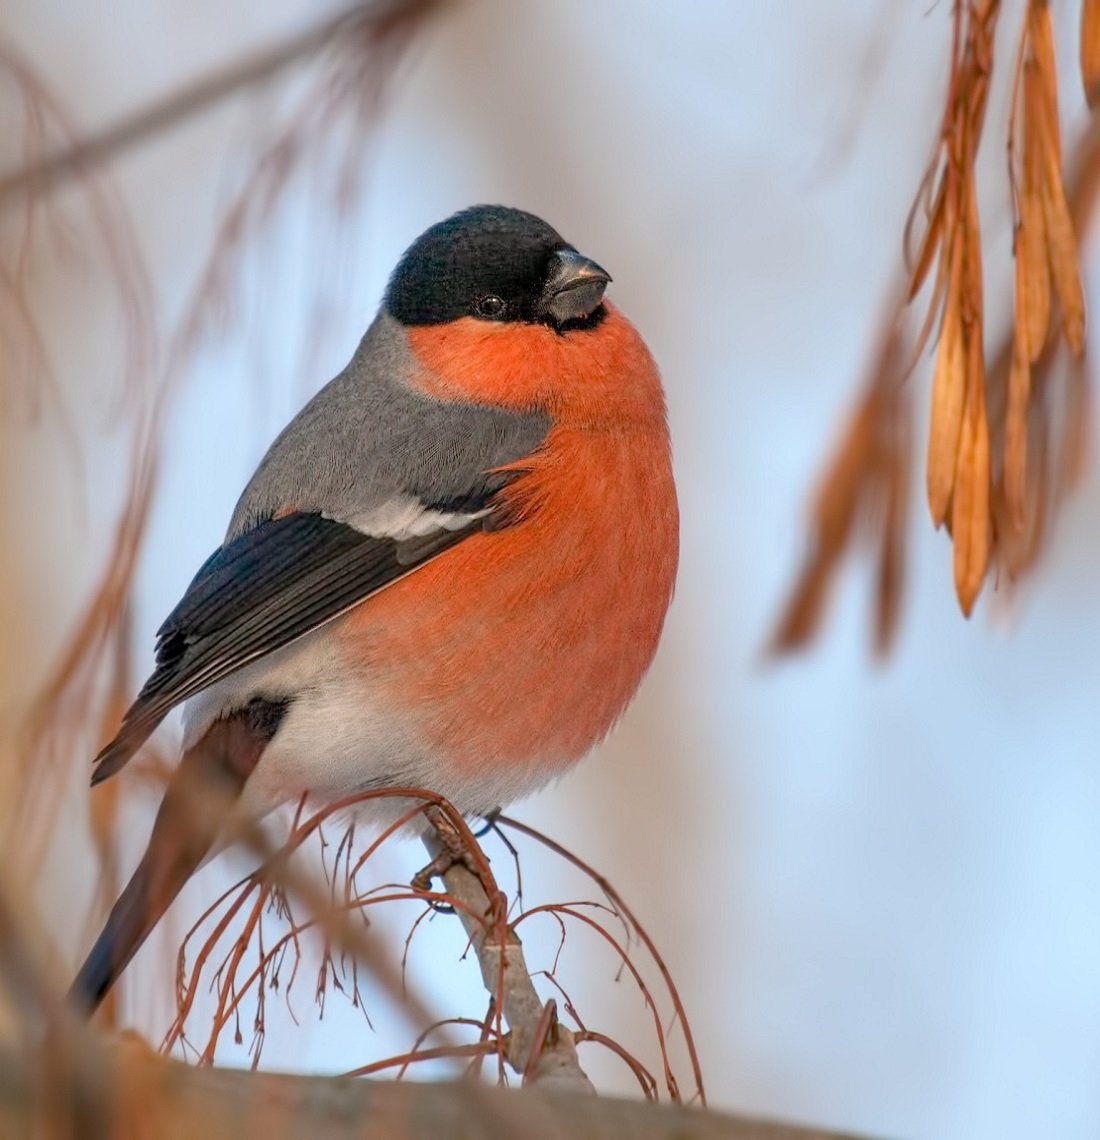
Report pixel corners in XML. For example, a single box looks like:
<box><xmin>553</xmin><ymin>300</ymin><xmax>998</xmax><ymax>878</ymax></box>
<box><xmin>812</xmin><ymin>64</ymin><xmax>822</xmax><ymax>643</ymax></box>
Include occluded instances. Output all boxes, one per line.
<box><xmin>411</xmin><ymin>804</ymin><xmax>487</xmax><ymax>897</ymax></box>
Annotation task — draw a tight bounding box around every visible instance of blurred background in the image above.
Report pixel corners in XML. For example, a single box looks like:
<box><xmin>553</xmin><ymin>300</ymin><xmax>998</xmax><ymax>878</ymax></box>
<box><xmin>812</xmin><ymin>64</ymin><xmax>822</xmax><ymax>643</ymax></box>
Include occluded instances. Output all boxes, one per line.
<box><xmin>3</xmin><ymin>2</ymin><xmax>1099</xmax><ymax>1138</ymax></box>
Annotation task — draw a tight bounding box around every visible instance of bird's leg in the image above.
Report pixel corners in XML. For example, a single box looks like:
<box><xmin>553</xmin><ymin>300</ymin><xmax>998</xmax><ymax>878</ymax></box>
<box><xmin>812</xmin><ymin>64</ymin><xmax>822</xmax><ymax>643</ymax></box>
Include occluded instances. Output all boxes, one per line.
<box><xmin>471</xmin><ymin>806</ymin><xmax>502</xmax><ymax>839</ymax></box>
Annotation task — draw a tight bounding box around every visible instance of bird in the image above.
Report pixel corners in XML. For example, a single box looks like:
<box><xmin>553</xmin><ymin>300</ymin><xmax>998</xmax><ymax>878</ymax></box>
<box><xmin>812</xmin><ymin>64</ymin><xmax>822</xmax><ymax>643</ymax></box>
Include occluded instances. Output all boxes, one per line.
<box><xmin>70</xmin><ymin>204</ymin><xmax>679</xmax><ymax>1014</ymax></box>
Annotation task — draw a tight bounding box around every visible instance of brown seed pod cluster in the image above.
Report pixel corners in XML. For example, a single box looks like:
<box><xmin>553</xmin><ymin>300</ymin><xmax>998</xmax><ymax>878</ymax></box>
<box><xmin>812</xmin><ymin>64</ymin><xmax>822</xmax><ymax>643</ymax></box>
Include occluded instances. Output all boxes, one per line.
<box><xmin>775</xmin><ymin>0</ymin><xmax>1095</xmax><ymax>650</ymax></box>
<box><xmin>912</xmin><ymin>0</ymin><xmax>1090</xmax><ymax>615</ymax></box>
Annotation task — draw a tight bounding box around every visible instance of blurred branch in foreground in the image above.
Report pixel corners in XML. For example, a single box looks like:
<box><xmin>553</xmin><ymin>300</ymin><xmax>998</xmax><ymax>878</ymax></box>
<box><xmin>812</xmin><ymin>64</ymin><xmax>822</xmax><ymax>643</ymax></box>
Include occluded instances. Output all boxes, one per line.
<box><xmin>0</xmin><ymin>1</ymin><xmax>437</xmax><ymax>212</ymax></box>
<box><xmin>0</xmin><ymin>1036</ymin><xmax>867</xmax><ymax>1139</ymax></box>
<box><xmin>773</xmin><ymin>0</ymin><xmax>1099</xmax><ymax>652</ymax></box>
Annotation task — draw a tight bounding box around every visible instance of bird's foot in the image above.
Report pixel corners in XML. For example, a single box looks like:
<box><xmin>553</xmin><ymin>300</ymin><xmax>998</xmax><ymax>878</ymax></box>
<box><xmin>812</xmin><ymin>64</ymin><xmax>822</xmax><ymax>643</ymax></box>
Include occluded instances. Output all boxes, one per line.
<box><xmin>411</xmin><ymin>803</ymin><xmax>487</xmax><ymax>894</ymax></box>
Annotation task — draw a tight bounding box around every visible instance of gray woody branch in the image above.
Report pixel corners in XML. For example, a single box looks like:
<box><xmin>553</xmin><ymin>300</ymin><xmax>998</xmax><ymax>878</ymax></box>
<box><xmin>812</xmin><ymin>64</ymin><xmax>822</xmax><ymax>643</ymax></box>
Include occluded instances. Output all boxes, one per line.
<box><xmin>420</xmin><ymin>804</ymin><xmax>596</xmax><ymax>1093</ymax></box>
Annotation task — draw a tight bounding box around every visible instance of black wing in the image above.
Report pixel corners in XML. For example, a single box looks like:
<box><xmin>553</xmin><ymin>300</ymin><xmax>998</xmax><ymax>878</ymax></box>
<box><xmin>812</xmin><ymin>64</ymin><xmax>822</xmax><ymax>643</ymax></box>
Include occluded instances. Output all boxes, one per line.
<box><xmin>90</xmin><ymin>510</ymin><xmax>482</xmax><ymax>785</ymax></box>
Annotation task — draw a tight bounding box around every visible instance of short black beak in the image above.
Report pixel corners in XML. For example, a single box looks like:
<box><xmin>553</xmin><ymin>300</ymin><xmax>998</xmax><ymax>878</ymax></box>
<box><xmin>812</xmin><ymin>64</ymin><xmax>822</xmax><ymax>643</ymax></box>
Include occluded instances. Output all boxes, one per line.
<box><xmin>539</xmin><ymin>248</ymin><xmax>612</xmax><ymax>325</ymax></box>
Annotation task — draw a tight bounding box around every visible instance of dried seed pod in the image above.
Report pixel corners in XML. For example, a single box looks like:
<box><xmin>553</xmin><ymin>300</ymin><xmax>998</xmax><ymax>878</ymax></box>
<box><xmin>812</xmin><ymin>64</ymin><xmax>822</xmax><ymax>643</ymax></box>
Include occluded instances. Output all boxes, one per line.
<box><xmin>951</xmin><ymin>358</ymin><xmax>991</xmax><ymax>615</ymax></box>
<box><xmin>1021</xmin><ymin>62</ymin><xmax>1051</xmax><ymax>359</ymax></box>
<box><xmin>927</xmin><ymin>240</ymin><xmax>966</xmax><ymax>526</ymax></box>
<box><xmin>1005</xmin><ymin>241</ymin><xmax>1032</xmax><ymax>530</ymax></box>
<box><xmin>1038</xmin><ymin>132</ymin><xmax>1087</xmax><ymax>355</ymax></box>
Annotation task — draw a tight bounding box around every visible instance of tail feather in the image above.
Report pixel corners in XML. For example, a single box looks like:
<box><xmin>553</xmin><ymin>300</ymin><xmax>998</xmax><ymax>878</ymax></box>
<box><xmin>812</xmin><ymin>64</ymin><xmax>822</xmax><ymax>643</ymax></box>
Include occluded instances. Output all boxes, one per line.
<box><xmin>90</xmin><ymin>710</ymin><xmax>163</xmax><ymax>787</ymax></box>
<box><xmin>68</xmin><ymin>832</ymin><xmax>198</xmax><ymax>1014</ymax></box>
<box><xmin>71</xmin><ymin>700</ymin><xmax>284</xmax><ymax>1014</ymax></box>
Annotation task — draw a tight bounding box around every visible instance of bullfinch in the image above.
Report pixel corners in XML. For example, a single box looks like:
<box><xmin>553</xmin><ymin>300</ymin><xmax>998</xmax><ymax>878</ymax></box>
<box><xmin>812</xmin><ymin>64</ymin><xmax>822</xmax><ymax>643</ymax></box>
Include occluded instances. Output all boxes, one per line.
<box><xmin>70</xmin><ymin>205</ymin><xmax>679</xmax><ymax>1013</ymax></box>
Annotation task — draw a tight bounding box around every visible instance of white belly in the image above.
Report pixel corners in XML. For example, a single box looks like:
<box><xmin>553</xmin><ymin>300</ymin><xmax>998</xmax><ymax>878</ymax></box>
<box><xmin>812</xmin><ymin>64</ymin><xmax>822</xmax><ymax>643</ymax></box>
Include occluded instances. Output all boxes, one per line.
<box><xmin>180</xmin><ymin>619</ymin><xmax>562</xmax><ymax>825</ymax></box>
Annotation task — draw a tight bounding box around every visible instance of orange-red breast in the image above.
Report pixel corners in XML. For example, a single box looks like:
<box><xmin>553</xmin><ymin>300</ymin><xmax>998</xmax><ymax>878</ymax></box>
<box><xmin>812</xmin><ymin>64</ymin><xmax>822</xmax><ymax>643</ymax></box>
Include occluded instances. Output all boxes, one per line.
<box><xmin>71</xmin><ymin>205</ymin><xmax>679</xmax><ymax>1012</ymax></box>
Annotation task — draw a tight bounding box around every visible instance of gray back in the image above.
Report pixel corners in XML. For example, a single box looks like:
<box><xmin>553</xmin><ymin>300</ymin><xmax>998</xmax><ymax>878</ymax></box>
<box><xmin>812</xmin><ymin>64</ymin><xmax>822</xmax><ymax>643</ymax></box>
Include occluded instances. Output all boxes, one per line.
<box><xmin>228</xmin><ymin>312</ymin><xmax>550</xmax><ymax>539</ymax></box>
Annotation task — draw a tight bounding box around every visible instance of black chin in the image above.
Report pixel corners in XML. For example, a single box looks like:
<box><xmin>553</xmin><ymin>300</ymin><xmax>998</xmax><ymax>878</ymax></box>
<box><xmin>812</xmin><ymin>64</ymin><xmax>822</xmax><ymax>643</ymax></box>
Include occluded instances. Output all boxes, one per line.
<box><xmin>547</xmin><ymin>303</ymin><xmax>608</xmax><ymax>335</ymax></box>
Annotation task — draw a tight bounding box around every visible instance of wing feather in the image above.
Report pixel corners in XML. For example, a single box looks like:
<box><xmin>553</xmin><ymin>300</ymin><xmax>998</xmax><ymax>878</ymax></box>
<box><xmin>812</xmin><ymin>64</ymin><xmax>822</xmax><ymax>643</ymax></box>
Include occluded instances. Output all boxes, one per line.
<box><xmin>91</xmin><ymin>510</ymin><xmax>481</xmax><ymax>785</ymax></box>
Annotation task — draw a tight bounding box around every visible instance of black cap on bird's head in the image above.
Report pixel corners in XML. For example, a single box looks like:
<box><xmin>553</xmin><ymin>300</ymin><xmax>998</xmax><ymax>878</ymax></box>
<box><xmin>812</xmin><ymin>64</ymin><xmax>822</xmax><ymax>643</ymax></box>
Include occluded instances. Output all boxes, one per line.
<box><xmin>385</xmin><ymin>205</ymin><xmax>611</xmax><ymax>332</ymax></box>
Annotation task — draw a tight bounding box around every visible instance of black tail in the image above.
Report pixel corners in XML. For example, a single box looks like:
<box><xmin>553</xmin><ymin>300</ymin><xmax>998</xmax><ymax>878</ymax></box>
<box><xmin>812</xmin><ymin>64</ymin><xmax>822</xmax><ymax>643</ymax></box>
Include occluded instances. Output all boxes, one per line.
<box><xmin>71</xmin><ymin>699</ymin><xmax>286</xmax><ymax>1014</ymax></box>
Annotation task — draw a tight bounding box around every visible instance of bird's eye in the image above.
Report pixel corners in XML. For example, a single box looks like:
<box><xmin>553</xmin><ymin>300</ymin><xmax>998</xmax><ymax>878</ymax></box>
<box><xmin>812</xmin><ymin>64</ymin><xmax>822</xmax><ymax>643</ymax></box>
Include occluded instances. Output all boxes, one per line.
<box><xmin>476</xmin><ymin>295</ymin><xmax>506</xmax><ymax>318</ymax></box>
